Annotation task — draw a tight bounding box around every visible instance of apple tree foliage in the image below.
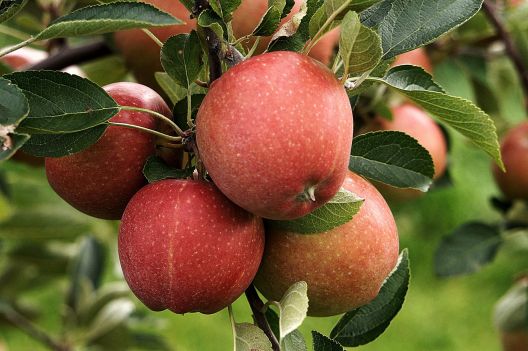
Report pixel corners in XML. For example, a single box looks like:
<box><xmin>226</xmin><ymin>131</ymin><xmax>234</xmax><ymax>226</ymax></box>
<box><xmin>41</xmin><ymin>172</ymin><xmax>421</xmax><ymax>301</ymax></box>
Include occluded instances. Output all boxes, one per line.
<box><xmin>0</xmin><ymin>0</ymin><xmax>522</xmax><ymax>350</ymax></box>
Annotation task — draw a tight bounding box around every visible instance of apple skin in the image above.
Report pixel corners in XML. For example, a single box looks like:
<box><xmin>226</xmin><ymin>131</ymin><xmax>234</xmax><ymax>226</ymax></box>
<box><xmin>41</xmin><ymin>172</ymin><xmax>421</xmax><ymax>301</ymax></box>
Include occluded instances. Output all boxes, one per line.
<box><xmin>254</xmin><ymin>171</ymin><xmax>400</xmax><ymax>316</ymax></box>
<box><xmin>392</xmin><ymin>48</ymin><xmax>433</xmax><ymax>74</ymax></box>
<box><xmin>118</xmin><ymin>179</ymin><xmax>265</xmax><ymax>314</ymax></box>
<box><xmin>196</xmin><ymin>51</ymin><xmax>353</xmax><ymax>220</ymax></box>
<box><xmin>492</xmin><ymin>122</ymin><xmax>528</xmax><ymax>200</ymax></box>
<box><xmin>45</xmin><ymin>82</ymin><xmax>171</xmax><ymax>220</ymax></box>
<box><xmin>113</xmin><ymin>0</ymin><xmax>196</xmax><ymax>90</ymax></box>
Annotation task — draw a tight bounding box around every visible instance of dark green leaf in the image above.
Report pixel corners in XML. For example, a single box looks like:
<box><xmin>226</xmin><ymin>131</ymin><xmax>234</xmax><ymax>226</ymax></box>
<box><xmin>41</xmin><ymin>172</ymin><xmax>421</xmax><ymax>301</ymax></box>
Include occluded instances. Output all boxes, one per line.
<box><xmin>270</xmin><ymin>188</ymin><xmax>363</xmax><ymax>234</ymax></box>
<box><xmin>253</xmin><ymin>0</ymin><xmax>288</xmax><ymax>37</ymax></box>
<box><xmin>209</xmin><ymin>0</ymin><xmax>242</xmax><ymax>22</ymax></box>
<box><xmin>330</xmin><ymin>250</ymin><xmax>410</xmax><ymax>346</ymax></box>
<box><xmin>361</xmin><ymin>0</ymin><xmax>483</xmax><ymax>59</ymax></box>
<box><xmin>435</xmin><ymin>222</ymin><xmax>502</xmax><ymax>277</ymax></box>
<box><xmin>173</xmin><ymin>93</ymin><xmax>205</xmax><ymax>130</ymax></box>
<box><xmin>369</xmin><ymin>65</ymin><xmax>504</xmax><ymax>170</ymax></box>
<box><xmin>36</xmin><ymin>2</ymin><xmax>183</xmax><ymax>40</ymax></box>
<box><xmin>21</xmin><ymin>124</ymin><xmax>107</xmax><ymax>157</ymax></box>
<box><xmin>349</xmin><ymin>131</ymin><xmax>434</xmax><ymax>191</ymax></box>
<box><xmin>67</xmin><ymin>236</ymin><xmax>105</xmax><ymax>311</ymax></box>
<box><xmin>161</xmin><ymin>31</ymin><xmax>203</xmax><ymax>89</ymax></box>
<box><xmin>312</xmin><ymin>331</ymin><xmax>344</xmax><ymax>351</ymax></box>
<box><xmin>197</xmin><ymin>9</ymin><xmax>225</xmax><ymax>40</ymax></box>
<box><xmin>143</xmin><ymin>156</ymin><xmax>193</xmax><ymax>183</ymax></box>
<box><xmin>0</xmin><ymin>0</ymin><xmax>28</xmax><ymax>24</ymax></box>
<box><xmin>6</xmin><ymin>71</ymin><xmax>118</xmax><ymax>134</ymax></box>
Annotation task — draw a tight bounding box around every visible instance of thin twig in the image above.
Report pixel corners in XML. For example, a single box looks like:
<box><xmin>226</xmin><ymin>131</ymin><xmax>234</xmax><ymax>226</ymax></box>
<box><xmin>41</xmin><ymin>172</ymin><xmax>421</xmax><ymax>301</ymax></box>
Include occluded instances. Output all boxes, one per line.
<box><xmin>245</xmin><ymin>285</ymin><xmax>280</xmax><ymax>351</ymax></box>
<box><xmin>28</xmin><ymin>40</ymin><xmax>113</xmax><ymax>71</ymax></box>
<box><xmin>482</xmin><ymin>0</ymin><xmax>528</xmax><ymax>98</ymax></box>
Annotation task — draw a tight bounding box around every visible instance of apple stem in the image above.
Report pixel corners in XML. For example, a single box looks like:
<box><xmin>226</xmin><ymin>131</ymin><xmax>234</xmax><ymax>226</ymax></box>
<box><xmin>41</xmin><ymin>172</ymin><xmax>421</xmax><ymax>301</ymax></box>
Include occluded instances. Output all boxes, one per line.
<box><xmin>302</xmin><ymin>0</ymin><xmax>352</xmax><ymax>56</ymax></box>
<box><xmin>245</xmin><ymin>285</ymin><xmax>281</xmax><ymax>351</ymax></box>
<box><xmin>141</xmin><ymin>29</ymin><xmax>164</xmax><ymax>48</ymax></box>
<box><xmin>0</xmin><ymin>303</ymin><xmax>71</xmax><ymax>351</ymax></box>
<box><xmin>107</xmin><ymin>122</ymin><xmax>182</xmax><ymax>142</ymax></box>
<box><xmin>120</xmin><ymin>106</ymin><xmax>185</xmax><ymax>137</ymax></box>
<box><xmin>0</xmin><ymin>37</ymin><xmax>36</xmax><ymax>58</ymax></box>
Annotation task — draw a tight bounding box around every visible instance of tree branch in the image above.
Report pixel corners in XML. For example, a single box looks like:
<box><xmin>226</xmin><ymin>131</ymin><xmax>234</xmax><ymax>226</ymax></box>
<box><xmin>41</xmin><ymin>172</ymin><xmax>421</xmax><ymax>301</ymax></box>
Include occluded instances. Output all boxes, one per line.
<box><xmin>482</xmin><ymin>0</ymin><xmax>528</xmax><ymax>97</ymax></box>
<box><xmin>245</xmin><ymin>285</ymin><xmax>281</xmax><ymax>351</ymax></box>
<box><xmin>27</xmin><ymin>40</ymin><xmax>113</xmax><ymax>71</ymax></box>
<box><xmin>0</xmin><ymin>304</ymin><xmax>70</xmax><ymax>351</ymax></box>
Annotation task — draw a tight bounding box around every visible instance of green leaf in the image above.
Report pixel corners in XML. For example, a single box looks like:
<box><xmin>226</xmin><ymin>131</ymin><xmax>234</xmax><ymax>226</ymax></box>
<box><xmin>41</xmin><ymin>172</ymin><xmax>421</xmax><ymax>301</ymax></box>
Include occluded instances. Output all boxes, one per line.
<box><xmin>197</xmin><ymin>9</ymin><xmax>225</xmax><ymax>40</ymax></box>
<box><xmin>209</xmin><ymin>0</ymin><xmax>242</xmax><ymax>22</ymax></box>
<box><xmin>234</xmin><ymin>323</ymin><xmax>273</xmax><ymax>351</ymax></box>
<box><xmin>155</xmin><ymin>72</ymin><xmax>189</xmax><ymax>105</ymax></box>
<box><xmin>434</xmin><ymin>222</ymin><xmax>502</xmax><ymax>277</ymax></box>
<box><xmin>268</xmin><ymin>0</ymin><xmax>323</xmax><ymax>52</ymax></box>
<box><xmin>0</xmin><ymin>77</ymin><xmax>29</xmax><ymax>126</ymax></box>
<box><xmin>493</xmin><ymin>280</ymin><xmax>528</xmax><ymax>332</ymax></box>
<box><xmin>6</xmin><ymin>71</ymin><xmax>118</xmax><ymax>134</ymax></box>
<box><xmin>370</xmin><ymin>65</ymin><xmax>504</xmax><ymax>170</ymax></box>
<box><xmin>21</xmin><ymin>124</ymin><xmax>108</xmax><ymax>157</ymax></box>
<box><xmin>270</xmin><ymin>188</ymin><xmax>363</xmax><ymax>234</ymax></box>
<box><xmin>253</xmin><ymin>0</ymin><xmax>288</xmax><ymax>36</ymax></box>
<box><xmin>330</xmin><ymin>250</ymin><xmax>410</xmax><ymax>346</ymax></box>
<box><xmin>173</xmin><ymin>93</ymin><xmax>206</xmax><ymax>130</ymax></box>
<box><xmin>0</xmin><ymin>0</ymin><xmax>28</xmax><ymax>24</ymax></box>
<box><xmin>0</xmin><ymin>132</ymin><xmax>29</xmax><ymax>162</ymax></box>
<box><xmin>36</xmin><ymin>2</ymin><xmax>182</xmax><ymax>40</ymax></box>
<box><xmin>67</xmin><ymin>236</ymin><xmax>105</xmax><ymax>311</ymax></box>
<box><xmin>349</xmin><ymin>131</ymin><xmax>434</xmax><ymax>191</ymax></box>
<box><xmin>312</xmin><ymin>331</ymin><xmax>344</xmax><ymax>351</ymax></box>
<box><xmin>265</xmin><ymin>309</ymin><xmax>308</xmax><ymax>351</ymax></box>
<box><xmin>279</xmin><ymin>281</ymin><xmax>309</xmax><ymax>341</ymax></box>
<box><xmin>339</xmin><ymin>11</ymin><xmax>382</xmax><ymax>75</ymax></box>
<box><xmin>161</xmin><ymin>31</ymin><xmax>203</xmax><ymax>89</ymax></box>
<box><xmin>142</xmin><ymin>156</ymin><xmax>193</xmax><ymax>183</ymax></box>
<box><xmin>85</xmin><ymin>298</ymin><xmax>135</xmax><ymax>343</ymax></box>
<box><xmin>361</xmin><ymin>0</ymin><xmax>483</xmax><ymax>59</ymax></box>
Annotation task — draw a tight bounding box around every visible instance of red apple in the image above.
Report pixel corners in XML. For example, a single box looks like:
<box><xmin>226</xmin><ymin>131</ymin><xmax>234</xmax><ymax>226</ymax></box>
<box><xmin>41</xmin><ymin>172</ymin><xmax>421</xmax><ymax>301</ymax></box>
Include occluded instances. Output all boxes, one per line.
<box><xmin>113</xmin><ymin>0</ymin><xmax>196</xmax><ymax>90</ymax></box>
<box><xmin>118</xmin><ymin>179</ymin><xmax>265</xmax><ymax>314</ymax></box>
<box><xmin>254</xmin><ymin>171</ymin><xmax>400</xmax><ymax>316</ymax></box>
<box><xmin>196</xmin><ymin>51</ymin><xmax>353</xmax><ymax>220</ymax></box>
<box><xmin>392</xmin><ymin>48</ymin><xmax>433</xmax><ymax>74</ymax></box>
<box><xmin>45</xmin><ymin>82</ymin><xmax>171</xmax><ymax>220</ymax></box>
<box><xmin>492</xmin><ymin>122</ymin><xmax>528</xmax><ymax>200</ymax></box>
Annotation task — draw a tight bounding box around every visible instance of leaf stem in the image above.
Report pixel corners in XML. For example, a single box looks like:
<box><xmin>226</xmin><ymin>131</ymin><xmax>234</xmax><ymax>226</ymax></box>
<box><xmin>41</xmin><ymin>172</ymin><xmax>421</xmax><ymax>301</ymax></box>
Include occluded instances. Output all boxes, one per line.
<box><xmin>186</xmin><ymin>92</ymin><xmax>193</xmax><ymax>128</ymax></box>
<box><xmin>245</xmin><ymin>285</ymin><xmax>280</xmax><ymax>351</ymax></box>
<box><xmin>120</xmin><ymin>106</ymin><xmax>185</xmax><ymax>137</ymax></box>
<box><xmin>0</xmin><ymin>37</ymin><xmax>37</xmax><ymax>58</ymax></box>
<box><xmin>141</xmin><ymin>29</ymin><xmax>164</xmax><ymax>48</ymax></box>
<box><xmin>303</xmin><ymin>0</ymin><xmax>351</xmax><ymax>55</ymax></box>
<box><xmin>107</xmin><ymin>122</ymin><xmax>182</xmax><ymax>142</ymax></box>
<box><xmin>228</xmin><ymin>305</ymin><xmax>237</xmax><ymax>351</ymax></box>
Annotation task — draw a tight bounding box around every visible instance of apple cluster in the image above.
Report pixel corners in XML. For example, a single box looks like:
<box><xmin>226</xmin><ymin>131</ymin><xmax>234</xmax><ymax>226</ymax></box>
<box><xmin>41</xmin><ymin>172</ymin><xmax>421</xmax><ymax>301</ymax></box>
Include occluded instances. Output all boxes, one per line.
<box><xmin>39</xmin><ymin>0</ymin><xmax>401</xmax><ymax>317</ymax></box>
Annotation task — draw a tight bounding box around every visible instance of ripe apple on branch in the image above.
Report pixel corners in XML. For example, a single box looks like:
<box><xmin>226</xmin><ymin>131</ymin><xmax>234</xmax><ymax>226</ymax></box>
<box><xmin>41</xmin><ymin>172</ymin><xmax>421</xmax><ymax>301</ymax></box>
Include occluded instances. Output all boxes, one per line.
<box><xmin>0</xmin><ymin>0</ymin><xmax>511</xmax><ymax>350</ymax></box>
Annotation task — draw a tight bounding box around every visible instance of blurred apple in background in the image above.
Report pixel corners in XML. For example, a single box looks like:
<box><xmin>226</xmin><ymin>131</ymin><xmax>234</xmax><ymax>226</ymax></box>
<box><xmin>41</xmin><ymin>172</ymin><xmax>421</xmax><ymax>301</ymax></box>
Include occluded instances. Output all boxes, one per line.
<box><xmin>392</xmin><ymin>47</ymin><xmax>433</xmax><ymax>74</ymax></box>
<box><xmin>492</xmin><ymin>122</ymin><xmax>528</xmax><ymax>201</ymax></box>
